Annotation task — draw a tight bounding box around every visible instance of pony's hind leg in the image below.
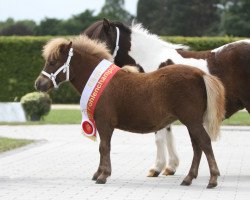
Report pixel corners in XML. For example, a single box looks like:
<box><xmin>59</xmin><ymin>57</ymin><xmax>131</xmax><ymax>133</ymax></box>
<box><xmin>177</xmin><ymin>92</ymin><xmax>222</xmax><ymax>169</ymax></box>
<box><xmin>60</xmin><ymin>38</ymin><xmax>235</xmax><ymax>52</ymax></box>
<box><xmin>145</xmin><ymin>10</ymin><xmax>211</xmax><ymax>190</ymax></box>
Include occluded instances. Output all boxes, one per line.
<box><xmin>162</xmin><ymin>125</ymin><xmax>179</xmax><ymax>176</ymax></box>
<box><xmin>147</xmin><ymin>129</ymin><xmax>167</xmax><ymax>177</ymax></box>
<box><xmin>181</xmin><ymin>133</ymin><xmax>202</xmax><ymax>186</ymax></box>
<box><xmin>184</xmin><ymin>124</ymin><xmax>220</xmax><ymax>188</ymax></box>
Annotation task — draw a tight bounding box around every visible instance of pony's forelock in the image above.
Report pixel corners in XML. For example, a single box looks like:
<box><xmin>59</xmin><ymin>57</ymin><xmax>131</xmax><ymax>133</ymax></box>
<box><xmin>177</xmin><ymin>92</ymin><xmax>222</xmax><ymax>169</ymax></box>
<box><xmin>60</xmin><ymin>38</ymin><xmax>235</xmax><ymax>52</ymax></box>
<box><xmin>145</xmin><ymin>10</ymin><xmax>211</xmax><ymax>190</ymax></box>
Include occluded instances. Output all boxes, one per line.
<box><xmin>43</xmin><ymin>38</ymin><xmax>69</xmax><ymax>59</ymax></box>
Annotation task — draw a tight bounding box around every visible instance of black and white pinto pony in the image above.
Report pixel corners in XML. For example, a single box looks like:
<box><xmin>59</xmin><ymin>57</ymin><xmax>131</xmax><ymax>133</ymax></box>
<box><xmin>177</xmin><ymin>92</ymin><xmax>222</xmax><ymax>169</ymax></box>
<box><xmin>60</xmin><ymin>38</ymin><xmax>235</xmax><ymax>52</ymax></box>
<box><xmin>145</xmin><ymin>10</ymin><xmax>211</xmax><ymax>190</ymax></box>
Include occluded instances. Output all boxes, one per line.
<box><xmin>84</xmin><ymin>19</ymin><xmax>250</xmax><ymax>177</ymax></box>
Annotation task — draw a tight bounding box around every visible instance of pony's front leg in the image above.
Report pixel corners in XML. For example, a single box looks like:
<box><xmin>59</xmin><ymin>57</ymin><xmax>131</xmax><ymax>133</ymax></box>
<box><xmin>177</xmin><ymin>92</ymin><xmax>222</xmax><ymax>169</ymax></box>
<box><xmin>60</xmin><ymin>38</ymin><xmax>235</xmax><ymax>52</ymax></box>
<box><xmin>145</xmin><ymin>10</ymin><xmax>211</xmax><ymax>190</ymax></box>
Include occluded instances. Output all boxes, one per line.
<box><xmin>92</xmin><ymin>126</ymin><xmax>114</xmax><ymax>184</ymax></box>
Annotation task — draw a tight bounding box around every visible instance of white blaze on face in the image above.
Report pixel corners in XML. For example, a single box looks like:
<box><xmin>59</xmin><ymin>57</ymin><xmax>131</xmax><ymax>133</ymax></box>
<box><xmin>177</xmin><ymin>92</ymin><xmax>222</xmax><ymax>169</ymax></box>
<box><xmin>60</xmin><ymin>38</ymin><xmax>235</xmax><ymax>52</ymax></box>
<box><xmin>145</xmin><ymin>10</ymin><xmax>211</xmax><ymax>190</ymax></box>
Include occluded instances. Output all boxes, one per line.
<box><xmin>128</xmin><ymin>24</ymin><xmax>209</xmax><ymax>73</ymax></box>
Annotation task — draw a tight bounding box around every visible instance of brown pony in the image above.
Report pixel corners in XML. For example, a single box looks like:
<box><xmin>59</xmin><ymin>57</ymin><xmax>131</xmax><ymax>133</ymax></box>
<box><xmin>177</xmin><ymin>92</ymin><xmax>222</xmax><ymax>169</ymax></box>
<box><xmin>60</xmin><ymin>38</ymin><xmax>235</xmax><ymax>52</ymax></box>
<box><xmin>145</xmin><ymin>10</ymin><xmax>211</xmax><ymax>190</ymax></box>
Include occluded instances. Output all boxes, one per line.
<box><xmin>35</xmin><ymin>35</ymin><xmax>225</xmax><ymax>188</ymax></box>
<box><xmin>83</xmin><ymin>19</ymin><xmax>250</xmax><ymax>177</ymax></box>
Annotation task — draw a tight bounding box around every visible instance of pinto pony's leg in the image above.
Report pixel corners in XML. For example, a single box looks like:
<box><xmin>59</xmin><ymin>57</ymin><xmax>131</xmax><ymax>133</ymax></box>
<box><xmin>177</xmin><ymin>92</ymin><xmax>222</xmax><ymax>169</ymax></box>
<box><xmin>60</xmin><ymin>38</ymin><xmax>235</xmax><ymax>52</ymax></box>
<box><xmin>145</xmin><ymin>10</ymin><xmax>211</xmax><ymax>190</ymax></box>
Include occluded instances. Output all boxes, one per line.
<box><xmin>162</xmin><ymin>125</ymin><xmax>179</xmax><ymax>176</ymax></box>
<box><xmin>148</xmin><ymin>126</ymin><xmax>179</xmax><ymax>177</ymax></box>
<box><xmin>92</xmin><ymin>126</ymin><xmax>114</xmax><ymax>184</ymax></box>
<box><xmin>147</xmin><ymin>129</ymin><xmax>167</xmax><ymax>177</ymax></box>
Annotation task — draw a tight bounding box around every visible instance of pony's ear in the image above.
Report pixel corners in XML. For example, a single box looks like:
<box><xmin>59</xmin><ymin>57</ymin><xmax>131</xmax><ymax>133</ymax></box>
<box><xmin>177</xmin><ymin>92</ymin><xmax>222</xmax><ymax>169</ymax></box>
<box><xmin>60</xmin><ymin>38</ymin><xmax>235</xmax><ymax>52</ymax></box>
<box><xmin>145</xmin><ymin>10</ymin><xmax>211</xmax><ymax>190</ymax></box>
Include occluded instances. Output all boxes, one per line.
<box><xmin>68</xmin><ymin>41</ymin><xmax>72</xmax><ymax>49</ymax></box>
<box><xmin>60</xmin><ymin>41</ymin><xmax>72</xmax><ymax>55</ymax></box>
<box><xmin>103</xmin><ymin>18</ymin><xmax>110</xmax><ymax>33</ymax></box>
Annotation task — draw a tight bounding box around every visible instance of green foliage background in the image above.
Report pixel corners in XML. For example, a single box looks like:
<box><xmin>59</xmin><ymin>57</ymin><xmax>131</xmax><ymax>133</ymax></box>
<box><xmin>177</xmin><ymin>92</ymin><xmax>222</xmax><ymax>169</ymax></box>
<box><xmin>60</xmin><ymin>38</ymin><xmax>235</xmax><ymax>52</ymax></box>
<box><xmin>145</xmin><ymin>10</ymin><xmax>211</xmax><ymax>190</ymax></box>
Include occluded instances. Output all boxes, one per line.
<box><xmin>162</xmin><ymin>36</ymin><xmax>243</xmax><ymax>50</ymax></box>
<box><xmin>137</xmin><ymin>0</ymin><xmax>220</xmax><ymax>36</ymax></box>
<box><xmin>0</xmin><ymin>36</ymin><xmax>246</xmax><ymax>103</ymax></box>
<box><xmin>0</xmin><ymin>36</ymin><xmax>79</xmax><ymax>103</ymax></box>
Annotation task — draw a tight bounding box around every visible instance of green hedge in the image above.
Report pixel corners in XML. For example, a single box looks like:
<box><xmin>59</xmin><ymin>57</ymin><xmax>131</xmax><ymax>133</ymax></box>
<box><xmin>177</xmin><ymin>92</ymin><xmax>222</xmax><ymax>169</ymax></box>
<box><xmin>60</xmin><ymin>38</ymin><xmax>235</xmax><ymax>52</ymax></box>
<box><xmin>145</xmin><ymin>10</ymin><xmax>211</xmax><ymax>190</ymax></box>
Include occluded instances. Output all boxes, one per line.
<box><xmin>162</xmin><ymin>36</ymin><xmax>245</xmax><ymax>51</ymax></box>
<box><xmin>0</xmin><ymin>36</ymin><xmax>79</xmax><ymax>103</ymax></box>
<box><xmin>0</xmin><ymin>36</ymin><xmax>248</xmax><ymax>103</ymax></box>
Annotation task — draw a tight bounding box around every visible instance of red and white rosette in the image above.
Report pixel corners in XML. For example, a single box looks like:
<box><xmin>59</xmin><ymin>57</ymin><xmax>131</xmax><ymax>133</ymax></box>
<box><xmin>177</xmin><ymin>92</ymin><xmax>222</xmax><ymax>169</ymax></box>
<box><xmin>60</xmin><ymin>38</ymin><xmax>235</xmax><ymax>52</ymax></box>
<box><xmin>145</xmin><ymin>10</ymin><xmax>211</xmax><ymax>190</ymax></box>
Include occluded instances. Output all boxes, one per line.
<box><xmin>81</xmin><ymin>120</ymin><xmax>94</xmax><ymax>136</ymax></box>
<box><xmin>81</xmin><ymin>114</ymin><xmax>96</xmax><ymax>141</ymax></box>
<box><xmin>80</xmin><ymin>59</ymin><xmax>120</xmax><ymax>141</ymax></box>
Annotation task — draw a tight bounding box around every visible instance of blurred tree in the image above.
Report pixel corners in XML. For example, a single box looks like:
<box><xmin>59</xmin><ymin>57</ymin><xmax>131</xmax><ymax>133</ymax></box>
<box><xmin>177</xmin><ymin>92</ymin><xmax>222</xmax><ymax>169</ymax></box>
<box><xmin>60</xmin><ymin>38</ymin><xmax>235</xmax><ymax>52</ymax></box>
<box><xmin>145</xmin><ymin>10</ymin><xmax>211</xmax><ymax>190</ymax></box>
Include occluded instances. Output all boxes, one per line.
<box><xmin>61</xmin><ymin>10</ymin><xmax>99</xmax><ymax>35</ymax></box>
<box><xmin>137</xmin><ymin>0</ymin><xmax>220</xmax><ymax>36</ymax></box>
<box><xmin>0</xmin><ymin>18</ymin><xmax>15</xmax><ymax>30</ymax></box>
<box><xmin>221</xmin><ymin>0</ymin><xmax>250</xmax><ymax>36</ymax></box>
<box><xmin>35</xmin><ymin>18</ymin><xmax>61</xmax><ymax>35</ymax></box>
<box><xmin>19</xmin><ymin>20</ymin><xmax>37</xmax><ymax>32</ymax></box>
<box><xmin>0</xmin><ymin>19</ymin><xmax>36</xmax><ymax>35</ymax></box>
<box><xmin>99</xmin><ymin>0</ymin><xmax>134</xmax><ymax>23</ymax></box>
<box><xmin>0</xmin><ymin>23</ymin><xmax>33</xmax><ymax>35</ymax></box>
<box><xmin>36</xmin><ymin>10</ymin><xmax>99</xmax><ymax>35</ymax></box>
<box><xmin>137</xmin><ymin>0</ymin><xmax>168</xmax><ymax>34</ymax></box>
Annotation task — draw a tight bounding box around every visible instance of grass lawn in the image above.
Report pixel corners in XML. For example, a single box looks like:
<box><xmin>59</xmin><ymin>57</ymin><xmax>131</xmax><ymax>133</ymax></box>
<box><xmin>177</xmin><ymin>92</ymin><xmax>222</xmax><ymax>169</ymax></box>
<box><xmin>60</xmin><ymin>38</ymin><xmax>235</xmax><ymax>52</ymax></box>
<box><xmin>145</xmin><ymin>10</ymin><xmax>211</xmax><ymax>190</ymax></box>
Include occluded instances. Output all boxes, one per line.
<box><xmin>44</xmin><ymin>109</ymin><xmax>81</xmax><ymax>124</ymax></box>
<box><xmin>0</xmin><ymin>109</ymin><xmax>249</xmax><ymax>126</ymax></box>
<box><xmin>223</xmin><ymin>111</ymin><xmax>250</xmax><ymax>126</ymax></box>
<box><xmin>0</xmin><ymin>109</ymin><xmax>81</xmax><ymax>125</ymax></box>
<box><xmin>174</xmin><ymin>111</ymin><xmax>249</xmax><ymax>126</ymax></box>
<box><xmin>0</xmin><ymin>137</ymin><xmax>34</xmax><ymax>153</ymax></box>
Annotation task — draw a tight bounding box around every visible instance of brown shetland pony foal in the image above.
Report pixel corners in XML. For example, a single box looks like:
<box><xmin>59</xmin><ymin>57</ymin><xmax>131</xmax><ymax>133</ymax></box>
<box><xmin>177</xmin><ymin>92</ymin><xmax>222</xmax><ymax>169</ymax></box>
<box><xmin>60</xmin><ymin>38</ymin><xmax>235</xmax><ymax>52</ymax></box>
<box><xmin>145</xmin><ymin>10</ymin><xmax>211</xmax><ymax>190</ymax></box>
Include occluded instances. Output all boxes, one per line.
<box><xmin>35</xmin><ymin>35</ymin><xmax>225</xmax><ymax>188</ymax></box>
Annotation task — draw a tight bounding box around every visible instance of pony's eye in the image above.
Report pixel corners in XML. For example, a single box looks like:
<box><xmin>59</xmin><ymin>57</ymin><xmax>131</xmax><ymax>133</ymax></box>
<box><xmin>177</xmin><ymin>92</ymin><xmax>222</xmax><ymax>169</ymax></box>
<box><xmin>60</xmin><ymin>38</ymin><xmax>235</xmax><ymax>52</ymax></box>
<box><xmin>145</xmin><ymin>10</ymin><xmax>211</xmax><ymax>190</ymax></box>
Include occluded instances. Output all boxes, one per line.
<box><xmin>49</xmin><ymin>60</ymin><xmax>57</xmax><ymax>66</ymax></box>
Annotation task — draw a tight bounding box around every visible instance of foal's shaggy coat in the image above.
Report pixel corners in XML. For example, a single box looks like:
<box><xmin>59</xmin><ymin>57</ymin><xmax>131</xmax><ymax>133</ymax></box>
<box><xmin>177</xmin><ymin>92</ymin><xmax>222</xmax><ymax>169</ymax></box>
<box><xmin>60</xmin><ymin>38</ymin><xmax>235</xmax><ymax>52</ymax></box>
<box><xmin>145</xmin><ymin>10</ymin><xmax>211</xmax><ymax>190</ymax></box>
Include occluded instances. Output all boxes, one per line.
<box><xmin>35</xmin><ymin>35</ymin><xmax>225</xmax><ymax>188</ymax></box>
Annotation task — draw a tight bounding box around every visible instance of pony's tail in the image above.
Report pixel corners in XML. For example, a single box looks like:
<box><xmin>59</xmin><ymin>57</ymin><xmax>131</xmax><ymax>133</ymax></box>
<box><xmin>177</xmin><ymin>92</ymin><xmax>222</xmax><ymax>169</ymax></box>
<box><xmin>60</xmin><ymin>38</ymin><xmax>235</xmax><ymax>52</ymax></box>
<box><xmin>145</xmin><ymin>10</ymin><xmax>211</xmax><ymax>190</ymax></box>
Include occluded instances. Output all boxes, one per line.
<box><xmin>203</xmin><ymin>74</ymin><xmax>225</xmax><ymax>141</ymax></box>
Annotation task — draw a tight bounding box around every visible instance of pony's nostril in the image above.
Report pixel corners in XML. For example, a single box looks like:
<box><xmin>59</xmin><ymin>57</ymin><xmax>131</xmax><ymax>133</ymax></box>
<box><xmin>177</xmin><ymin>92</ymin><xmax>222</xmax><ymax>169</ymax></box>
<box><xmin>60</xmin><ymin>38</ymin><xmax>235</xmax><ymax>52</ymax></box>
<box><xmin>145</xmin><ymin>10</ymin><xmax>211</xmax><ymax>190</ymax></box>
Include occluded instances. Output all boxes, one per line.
<box><xmin>35</xmin><ymin>78</ymin><xmax>50</xmax><ymax>92</ymax></box>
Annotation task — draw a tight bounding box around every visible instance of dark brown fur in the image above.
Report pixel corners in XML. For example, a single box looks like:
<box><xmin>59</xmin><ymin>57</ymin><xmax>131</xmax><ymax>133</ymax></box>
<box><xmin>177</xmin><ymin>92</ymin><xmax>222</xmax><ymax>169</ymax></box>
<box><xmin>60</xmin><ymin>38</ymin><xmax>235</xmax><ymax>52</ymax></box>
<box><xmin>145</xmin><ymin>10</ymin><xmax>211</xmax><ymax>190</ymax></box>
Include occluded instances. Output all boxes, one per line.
<box><xmin>177</xmin><ymin>48</ymin><xmax>250</xmax><ymax>117</ymax></box>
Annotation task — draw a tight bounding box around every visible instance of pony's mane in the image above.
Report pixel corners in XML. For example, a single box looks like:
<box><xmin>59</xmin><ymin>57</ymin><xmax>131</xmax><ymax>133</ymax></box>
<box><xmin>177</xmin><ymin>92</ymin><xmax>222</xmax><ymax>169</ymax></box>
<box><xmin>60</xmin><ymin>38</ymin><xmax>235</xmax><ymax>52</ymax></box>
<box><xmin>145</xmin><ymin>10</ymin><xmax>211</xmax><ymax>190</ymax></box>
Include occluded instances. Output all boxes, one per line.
<box><xmin>43</xmin><ymin>35</ymin><xmax>113</xmax><ymax>62</ymax></box>
<box><xmin>110</xmin><ymin>21</ymin><xmax>131</xmax><ymax>34</ymax></box>
<box><xmin>131</xmin><ymin>23</ymin><xmax>189</xmax><ymax>50</ymax></box>
<box><xmin>122</xmin><ymin>65</ymin><xmax>139</xmax><ymax>73</ymax></box>
<box><xmin>72</xmin><ymin>35</ymin><xmax>113</xmax><ymax>61</ymax></box>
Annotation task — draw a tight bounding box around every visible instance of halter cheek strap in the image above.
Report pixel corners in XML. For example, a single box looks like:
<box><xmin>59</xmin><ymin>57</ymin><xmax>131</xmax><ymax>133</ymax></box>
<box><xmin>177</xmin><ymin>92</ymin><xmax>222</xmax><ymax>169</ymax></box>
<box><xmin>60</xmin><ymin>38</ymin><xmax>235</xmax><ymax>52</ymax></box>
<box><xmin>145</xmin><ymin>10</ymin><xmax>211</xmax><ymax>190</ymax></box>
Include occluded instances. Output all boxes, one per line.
<box><xmin>112</xmin><ymin>27</ymin><xmax>120</xmax><ymax>58</ymax></box>
<box><xmin>42</xmin><ymin>48</ymin><xmax>74</xmax><ymax>89</ymax></box>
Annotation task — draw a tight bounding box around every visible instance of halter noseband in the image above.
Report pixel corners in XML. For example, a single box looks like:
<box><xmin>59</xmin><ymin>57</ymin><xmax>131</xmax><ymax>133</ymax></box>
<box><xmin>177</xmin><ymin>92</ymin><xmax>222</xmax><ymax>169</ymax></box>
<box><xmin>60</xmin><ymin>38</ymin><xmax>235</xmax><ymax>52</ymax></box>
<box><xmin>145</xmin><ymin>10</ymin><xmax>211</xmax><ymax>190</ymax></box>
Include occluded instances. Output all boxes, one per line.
<box><xmin>42</xmin><ymin>48</ymin><xmax>73</xmax><ymax>89</ymax></box>
<box><xmin>112</xmin><ymin>27</ymin><xmax>120</xmax><ymax>58</ymax></box>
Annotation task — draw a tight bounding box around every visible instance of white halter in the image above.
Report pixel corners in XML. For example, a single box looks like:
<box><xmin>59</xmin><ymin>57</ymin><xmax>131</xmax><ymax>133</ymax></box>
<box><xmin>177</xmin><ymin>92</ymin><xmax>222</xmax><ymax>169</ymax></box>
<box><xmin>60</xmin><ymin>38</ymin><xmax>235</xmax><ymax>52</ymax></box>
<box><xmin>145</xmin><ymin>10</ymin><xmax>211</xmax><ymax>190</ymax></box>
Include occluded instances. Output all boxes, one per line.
<box><xmin>42</xmin><ymin>48</ymin><xmax>73</xmax><ymax>89</ymax></box>
<box><xmin>112</xmin><ymin>27</ymin><xmax>120</xmax><ymax>58</ymax></box>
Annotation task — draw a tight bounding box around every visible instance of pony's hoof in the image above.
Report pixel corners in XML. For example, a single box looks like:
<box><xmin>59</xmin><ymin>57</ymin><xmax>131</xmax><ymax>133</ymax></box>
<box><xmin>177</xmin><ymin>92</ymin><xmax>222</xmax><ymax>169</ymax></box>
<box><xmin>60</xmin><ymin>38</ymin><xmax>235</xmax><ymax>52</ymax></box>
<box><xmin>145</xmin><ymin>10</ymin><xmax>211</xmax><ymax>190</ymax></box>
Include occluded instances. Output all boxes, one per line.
<box><xmin>96</xmin><ymin>179</ymin><xmax>106</xmax><ymax>184</ymax></box>
<box><xmin>180</xmin><ymin>180</ymin><xmax>191</xmax><ymax>186</ymax></box>
<box><xmin>162</xmin><ymin>168</ymin><xmax>175</xmax><ymax>176</ymax></box>
<box><xmin>92</xmin><ymin>176</ymin><xmax>97</xmax><ymax>181</ymax></box>
<box><xmin>147</xmin><ymin>169</ymin><xmax>160</xmax><ymax>177</ymax></box>
<box><xmin>207</xmin><ymin>182</ymin><xmax>217</xmax><ymax>188</ymax></box>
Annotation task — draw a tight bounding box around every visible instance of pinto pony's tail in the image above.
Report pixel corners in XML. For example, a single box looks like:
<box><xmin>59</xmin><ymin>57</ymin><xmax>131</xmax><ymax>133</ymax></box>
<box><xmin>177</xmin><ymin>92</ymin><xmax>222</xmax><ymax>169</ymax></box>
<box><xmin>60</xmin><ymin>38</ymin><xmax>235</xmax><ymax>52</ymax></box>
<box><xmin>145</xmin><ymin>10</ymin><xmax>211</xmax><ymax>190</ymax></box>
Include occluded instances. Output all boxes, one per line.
<box><xmin>203</xmin><ymin>75</ymin><xmax>225</xmax><ymax>141</ymax></box>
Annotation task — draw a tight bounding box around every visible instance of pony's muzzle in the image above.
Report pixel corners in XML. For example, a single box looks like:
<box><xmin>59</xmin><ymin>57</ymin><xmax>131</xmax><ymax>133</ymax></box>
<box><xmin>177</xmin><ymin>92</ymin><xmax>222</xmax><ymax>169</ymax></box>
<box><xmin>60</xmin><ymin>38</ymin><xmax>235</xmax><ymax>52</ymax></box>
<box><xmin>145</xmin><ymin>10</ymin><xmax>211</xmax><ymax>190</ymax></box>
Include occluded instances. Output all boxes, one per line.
<box><xmin>35</xmin><ymin>76</ymin><xmax>53</xmax><ymax>92</ymax></box>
